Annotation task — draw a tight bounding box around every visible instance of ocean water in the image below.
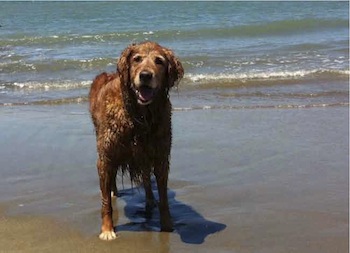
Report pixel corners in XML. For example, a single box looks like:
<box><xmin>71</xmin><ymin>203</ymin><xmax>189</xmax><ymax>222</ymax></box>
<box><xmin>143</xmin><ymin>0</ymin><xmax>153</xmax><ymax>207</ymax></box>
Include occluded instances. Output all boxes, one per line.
<box><xmin>0</xmin><ymin>1</ymin><xmax>349</xmax><ymax>109</ymax></box>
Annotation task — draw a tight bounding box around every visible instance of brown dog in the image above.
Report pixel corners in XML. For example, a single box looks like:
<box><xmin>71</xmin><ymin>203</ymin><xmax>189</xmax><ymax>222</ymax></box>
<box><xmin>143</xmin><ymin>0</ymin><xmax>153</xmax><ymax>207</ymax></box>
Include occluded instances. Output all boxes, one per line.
<box><xmin>89</xmin><ymin>41</ymin><xmax>184</xmax><ymax>240</ymax></box>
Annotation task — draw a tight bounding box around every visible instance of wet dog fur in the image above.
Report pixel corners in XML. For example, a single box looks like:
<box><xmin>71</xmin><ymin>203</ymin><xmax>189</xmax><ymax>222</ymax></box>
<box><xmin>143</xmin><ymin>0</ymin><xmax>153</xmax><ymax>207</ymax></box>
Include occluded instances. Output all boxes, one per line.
<box><xmin>89</xmin><ymin>41</ymin><xmax>184</xmax><ymax>240</ymax></box>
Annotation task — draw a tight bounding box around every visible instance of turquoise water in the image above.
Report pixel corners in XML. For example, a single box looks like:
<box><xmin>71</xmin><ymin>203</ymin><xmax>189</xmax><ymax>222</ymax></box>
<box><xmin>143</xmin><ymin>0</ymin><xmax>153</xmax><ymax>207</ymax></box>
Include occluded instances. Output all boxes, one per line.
<box><xmin>0</xmin><ymin>1</ymin><xmax>349</xmax><ymax>108</ymax></box>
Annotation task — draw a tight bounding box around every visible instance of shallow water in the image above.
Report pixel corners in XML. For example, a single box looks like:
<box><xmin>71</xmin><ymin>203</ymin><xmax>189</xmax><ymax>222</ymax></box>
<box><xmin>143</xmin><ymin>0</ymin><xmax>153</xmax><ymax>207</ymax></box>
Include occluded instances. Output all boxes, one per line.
<box><xmin>0</xmin><ymin>104</ymin><xmax>348</xmax><ymax>252</ymax></box>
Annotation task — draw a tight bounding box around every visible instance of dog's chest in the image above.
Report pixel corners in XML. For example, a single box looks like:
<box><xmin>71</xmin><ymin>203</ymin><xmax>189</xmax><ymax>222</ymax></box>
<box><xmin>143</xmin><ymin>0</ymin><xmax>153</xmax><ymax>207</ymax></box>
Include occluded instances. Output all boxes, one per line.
<box><xmin>105</xmin><ymin>102</ymin><xmax>167</xmax><ymax>162</ymax></box>
<box><xmin>130</xmin><ymin>118</ymin><xmax>158</xmax><ymax>157</ymax></box>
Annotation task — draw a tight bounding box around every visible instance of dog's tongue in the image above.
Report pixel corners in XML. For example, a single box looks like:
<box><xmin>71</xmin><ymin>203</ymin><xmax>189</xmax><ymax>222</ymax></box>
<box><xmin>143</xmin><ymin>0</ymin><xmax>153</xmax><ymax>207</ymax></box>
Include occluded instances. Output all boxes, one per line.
<box><xmin>139</xmin><ymin>86</ymin><xmax>154</xmax><ymax>101</ymax></box>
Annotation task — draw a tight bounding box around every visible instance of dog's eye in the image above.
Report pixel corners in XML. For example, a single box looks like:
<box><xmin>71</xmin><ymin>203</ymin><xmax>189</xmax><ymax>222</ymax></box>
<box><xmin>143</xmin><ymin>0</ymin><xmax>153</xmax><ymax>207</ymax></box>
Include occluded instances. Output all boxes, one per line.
<box><xmin>155</xmin><ymin>57</ymin><xmax>165</xmax><ymax>66</ymax></box>
<box><xmin>133</xmin><ymin>55</ymin><xmax>142</xmax><ymax>63</ymax></box>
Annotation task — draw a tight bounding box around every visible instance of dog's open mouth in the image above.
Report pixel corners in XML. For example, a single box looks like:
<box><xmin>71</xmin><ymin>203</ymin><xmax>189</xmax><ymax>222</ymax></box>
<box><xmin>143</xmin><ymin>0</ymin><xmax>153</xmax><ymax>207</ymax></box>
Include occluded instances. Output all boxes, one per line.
<box><xmin>134</xmin><ymin>86</ymin><xmax>157</xmax><ymax>105</ymax></box>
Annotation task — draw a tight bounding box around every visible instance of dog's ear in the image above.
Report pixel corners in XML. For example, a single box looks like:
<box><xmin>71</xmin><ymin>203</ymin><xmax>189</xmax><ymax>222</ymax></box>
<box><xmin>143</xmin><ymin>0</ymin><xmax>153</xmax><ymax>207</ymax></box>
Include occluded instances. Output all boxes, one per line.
<box><xmin>116</xmin><ymin>43</ymin><xmax>135</xmax><ymax>86</ymax></box>
<box><xmin>163</xmin><ymin>47</ymin><xmax>184</xmax><ymax>88</ymax></box>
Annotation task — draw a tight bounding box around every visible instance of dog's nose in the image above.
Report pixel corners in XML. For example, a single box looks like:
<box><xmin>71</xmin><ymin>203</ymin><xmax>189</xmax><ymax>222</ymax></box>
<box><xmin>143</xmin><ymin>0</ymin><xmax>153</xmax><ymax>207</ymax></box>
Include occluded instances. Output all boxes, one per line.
<box><xmin>139</xmin><ymin>71</ymin><xmax>153</xmax><ymax>83</ymax></box>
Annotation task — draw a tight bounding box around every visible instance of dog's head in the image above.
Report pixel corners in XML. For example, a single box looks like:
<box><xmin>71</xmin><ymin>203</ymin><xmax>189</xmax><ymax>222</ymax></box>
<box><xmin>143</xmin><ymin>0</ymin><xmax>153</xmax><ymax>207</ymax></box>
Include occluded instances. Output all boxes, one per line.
<box><xmin>117</xmin><ymin>41</ymin><xmax>184</xmax><ymax>105</ymax></box>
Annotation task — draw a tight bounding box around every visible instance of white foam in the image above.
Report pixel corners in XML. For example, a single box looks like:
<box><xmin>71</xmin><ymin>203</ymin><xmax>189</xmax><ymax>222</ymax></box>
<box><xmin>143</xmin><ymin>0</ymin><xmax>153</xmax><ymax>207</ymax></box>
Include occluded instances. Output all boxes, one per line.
<box><xmin>172</xmin><ymin>102</ymin><xmax>349</xmax><ymax>112</ymax></box>
<box><xmin>11</xmin><ymin>80</ymin><xmax>91</xmax><ymax>90</ymax></box>
<box><xmin>186</xmin><ymin>69</ymin><xmax>349</xmax><ymax>83</ymax></box>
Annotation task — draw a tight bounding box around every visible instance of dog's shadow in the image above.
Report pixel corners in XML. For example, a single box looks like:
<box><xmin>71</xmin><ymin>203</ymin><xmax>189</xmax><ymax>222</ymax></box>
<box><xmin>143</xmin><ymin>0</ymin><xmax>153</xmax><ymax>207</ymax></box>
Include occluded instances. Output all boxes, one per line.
<box><xmin>116</xmin><ymin>180</ymin><xmax>226</xmax><ymax>244</ymax></box>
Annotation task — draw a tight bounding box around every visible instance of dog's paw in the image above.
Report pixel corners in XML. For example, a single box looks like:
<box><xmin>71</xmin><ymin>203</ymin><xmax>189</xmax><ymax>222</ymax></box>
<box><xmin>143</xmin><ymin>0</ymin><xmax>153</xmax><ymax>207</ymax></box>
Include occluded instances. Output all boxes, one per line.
<box><xmin>160</xmin><ymin>220</ymin><xmax>174</xmax><ymax>232</ymax></box>
<box><xmin>111</xmin><ymin>191</ymin><xmax>117</xmax><ymax>198</ymax></box>
<box><xmin>99</xmin><ymin>230</ymin><xmax>118</xmax><ymax>241</ymax></box>
<box><xmin>161</xmin><ymin>226</ymin><xmax>174</xmax><ymax>232</ymax></box>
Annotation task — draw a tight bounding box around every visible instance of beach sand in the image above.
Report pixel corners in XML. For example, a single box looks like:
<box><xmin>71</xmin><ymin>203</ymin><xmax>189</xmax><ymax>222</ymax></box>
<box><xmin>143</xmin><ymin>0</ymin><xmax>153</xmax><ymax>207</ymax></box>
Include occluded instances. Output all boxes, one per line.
<box><xmin>0</xmin><ymin>104</ymin><xmax>348</xmax><ymax>253</ymax></box>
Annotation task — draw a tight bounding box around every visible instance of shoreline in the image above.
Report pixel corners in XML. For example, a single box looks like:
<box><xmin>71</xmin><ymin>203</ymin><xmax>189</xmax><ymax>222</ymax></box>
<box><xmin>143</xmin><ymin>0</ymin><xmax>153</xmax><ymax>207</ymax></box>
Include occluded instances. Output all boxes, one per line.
<box><xmin>0</xmin><ymin>104</ymin><xmax>348</xmax><ymax>252</ymax></box>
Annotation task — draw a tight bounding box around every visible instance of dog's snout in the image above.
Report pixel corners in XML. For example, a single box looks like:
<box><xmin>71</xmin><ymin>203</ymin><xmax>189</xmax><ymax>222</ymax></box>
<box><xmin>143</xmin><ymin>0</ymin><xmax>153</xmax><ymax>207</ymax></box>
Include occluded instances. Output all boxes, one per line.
<box><xmin>139</xmin><ymin>71</ymin><xmax>153</xmax><ymax>83</ymax></box>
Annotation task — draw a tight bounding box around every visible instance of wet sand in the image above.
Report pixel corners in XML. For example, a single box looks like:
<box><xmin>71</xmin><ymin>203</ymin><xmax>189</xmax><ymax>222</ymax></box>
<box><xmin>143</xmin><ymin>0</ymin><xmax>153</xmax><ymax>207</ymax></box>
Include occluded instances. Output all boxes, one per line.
<box><xmin>0</xmin><ymin>104</ymin><xmax>348</xmax><ymax>253</ymax></box>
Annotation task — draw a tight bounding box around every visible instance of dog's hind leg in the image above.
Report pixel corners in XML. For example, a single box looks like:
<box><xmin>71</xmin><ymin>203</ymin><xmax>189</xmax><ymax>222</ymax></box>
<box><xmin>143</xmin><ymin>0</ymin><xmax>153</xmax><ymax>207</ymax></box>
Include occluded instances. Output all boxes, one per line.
<box><xmin>154</xmin><ymin>160</ymin><xmax>173</xmax><ymax>232</ymax></box>
<box><xmin>142</xmin><ymin>172</ymin><xmax>156</xmax><ymax>217</ymax></box>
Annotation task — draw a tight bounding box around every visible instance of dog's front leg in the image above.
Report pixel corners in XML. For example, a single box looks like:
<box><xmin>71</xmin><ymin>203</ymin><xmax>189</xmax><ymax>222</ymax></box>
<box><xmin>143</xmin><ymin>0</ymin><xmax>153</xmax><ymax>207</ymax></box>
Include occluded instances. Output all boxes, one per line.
<box><xmin>97</xmin><ymin>158</ymin><xmax>117</xmax><ymax>240</ymax></box>
<box><xmin>110</xmin><ymin>168</ymin><xmax>118</xmax><ymax>198</ymax></box>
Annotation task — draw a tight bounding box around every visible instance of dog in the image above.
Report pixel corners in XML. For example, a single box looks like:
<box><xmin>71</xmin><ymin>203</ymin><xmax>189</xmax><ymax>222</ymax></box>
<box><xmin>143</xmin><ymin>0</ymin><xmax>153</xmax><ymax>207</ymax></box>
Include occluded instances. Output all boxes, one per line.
<box><xmin>89</xmin><ymin>41</ymin><xmax>184</xmax><ymax>240</ymax></box>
